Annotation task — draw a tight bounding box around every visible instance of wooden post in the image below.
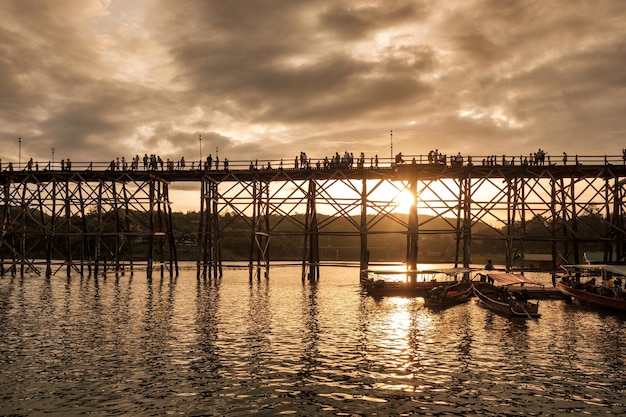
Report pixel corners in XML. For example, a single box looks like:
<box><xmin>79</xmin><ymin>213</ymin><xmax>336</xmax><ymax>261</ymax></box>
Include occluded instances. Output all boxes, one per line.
<box><xmin>302</xmin><ymin>179</ymin><xmax>319</xmax><ymax>281</ymax></box>
<box><xmin>165</xmin><ymin>182</ymin><xmax>178</xmax><ymax>277</ymax></box>
<box><xmin>506</xmin><ymin>177</ymin><xmax>515</xmax><ymax>272</ymax></box>
<box><xmin>197</xmin><ymin>178</ymin><xmax>206</xmax><ymax>279</ymax></box>
<box><xmin>122</xmin><ymin>181</ymin><xmax>134</xmax><ymax>276</ymax></box>
<box><xmin>112</xmin><ymin>179</ymin><xmax>120</xmax><ymax>274</ymax></box>
<box><xmin>360</xmin><ymin>175</ymin><xmax>369</xmax><ymax>276</ymax></box>
<box><xmin>207</xmin><ymin>180</ymin><xmax>213</xmax><ymax>279</ymax></box>
<box><xmin>454</xmin><ymin>177</ymin><xmax>462</xmax><ymax>268</ymax></box>
<box><xmin>570</xmin><ymin>178</ymin><xmax>580</xmax><ymax>264</ymax></box>
<box><xmin>3</xmin><ymin>179</ymin><xmax>17</xmax><ymax>277</ymax></box>
<box><xmin>249</xmin><ymin>179</ymin><xmax>257</xmax><ymax>281</ymax></box>
<box><xmin>20</xmin><ymin>182</ymin><xmax>27</xmax><ymax>277</ymax></box>
<box><xmin>406</xmin><ymin>177</ymin><xmax>418</xmax><ymax>283</ymax></box>
<box><xmin>65</xmin><ymin>179</ymin><xmax>71</xmax><ymax>278</ymax></box>
<box><xmin>550</xmin><ymin>178</ymin><xmax>558</xmax><ymax>276</ymax></box>
<box><xmin>614</xmin><ymin>178</ymin><xmax>624</xmax><ymax>262</ymax></box>
<box><xmin>559</xmin><ymin>177</ymin><xmax>571</xmax><ymax>264</ymax></box>
<box><xmin>94</xmin><ymin>180</ymin><xmax>103</xmax><ymax>278</ymax></box>
<box><xmin>520</xmin><ymin>176</ymin><xmax>526</xmax><ymax>274</ymax></box>
<box><xmin>147</xmin><ymin>179</ymin><xmax>154</xmax><ymax>279</ymax></box>
<box><xmin>37</xmin><ymin>181</ymin><xmax>52</xmax><ymax>278</ymax></box>
<box><xmin>462</xmin><ymin>175</ymin><xmax>472</xmax><ymax>269</ymax></box>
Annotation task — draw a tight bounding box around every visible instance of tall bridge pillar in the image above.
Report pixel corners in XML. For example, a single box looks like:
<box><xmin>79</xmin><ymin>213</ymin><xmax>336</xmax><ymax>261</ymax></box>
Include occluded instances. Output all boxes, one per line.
<box><xmin>198</xmin><ymin>178</ymin><xmax>222</xmax><ymax>280</ymax></box>
<box><xmin>406</xmin><ymin>176</ymin><xmax>418</xmax><ymax>283</ymax></box>
<box><xmin>451</xmin><ymin>176</ymin><xmax>470</xmax><ymax>268</ymax></box>
<box><xmin>146</xmin><ymin>177</ymin><xmax>178</xmax><ymax>279</ymax></box>
<box><xmin>302</xmin><ymin>178</ymin><xmax>319</xmax><ymax>281</ymax></box>
<box><xmin>249</xmin><ymin>178</ymin><xmax>270</xmax><ymax>280</ymax></box>
<box><xmin>613</xmin><ymin>178</ymin><xmax>625</xmax><ymax>261</ymax></box>
<box><xmin>359</xmin><ymin>175</ymin><xmax>369</xmax><ymax>274</ymax></box>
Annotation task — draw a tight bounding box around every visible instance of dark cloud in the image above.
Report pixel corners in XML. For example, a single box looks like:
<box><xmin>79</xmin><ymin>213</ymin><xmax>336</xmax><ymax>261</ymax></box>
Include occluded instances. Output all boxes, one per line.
<box><xmin>319</xmin><ymin>2</ymin><xmax>429</xmax><ymax>40</ymax></box>
<box><xmin>1</xmin><ymin>0</ymin><xmax>625</xmax><ymax>188</ymax></box>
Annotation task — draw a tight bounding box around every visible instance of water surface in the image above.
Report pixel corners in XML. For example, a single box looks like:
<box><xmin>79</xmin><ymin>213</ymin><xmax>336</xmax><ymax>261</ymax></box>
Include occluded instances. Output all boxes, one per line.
<box><xmin>1</xmin><ymin>265</ymin><xmax>625</xmax><ymax>415</ymax></box>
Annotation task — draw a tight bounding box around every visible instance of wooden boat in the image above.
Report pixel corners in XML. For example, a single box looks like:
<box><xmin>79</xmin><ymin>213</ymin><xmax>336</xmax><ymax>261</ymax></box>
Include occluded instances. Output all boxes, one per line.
<box><xmin>423</xmin><ymin>280</ymin><xmax>473</xmax><ymax>309</ymax></box>
<box><xmin>556</xmin><ymin>264</ymin><xmax>626</xmax><ymax>312</ymax></box>
<box><xmin>472</xmin><ymin>272</ymin><xmax>543</xmax><ymax>318</ymax></box>
<box><xmin>361</xmin><ymin>267</ymin><xmax>472</xmax><ymax>298</ymax></box>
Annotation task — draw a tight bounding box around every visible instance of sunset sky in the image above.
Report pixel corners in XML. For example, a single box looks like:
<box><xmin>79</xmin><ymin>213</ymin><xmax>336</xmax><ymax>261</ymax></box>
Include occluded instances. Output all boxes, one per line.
<box><xmin>2</xmin><ymin>1</ymin><xmax>626</xmax><ymax>207</ymax></box>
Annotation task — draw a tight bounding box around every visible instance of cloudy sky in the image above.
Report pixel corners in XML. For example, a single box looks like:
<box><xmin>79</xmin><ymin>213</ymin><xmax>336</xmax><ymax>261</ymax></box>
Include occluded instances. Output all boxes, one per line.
<box><xmin>2</xmin><ymin>1</ymin><xmax>626</xmax><ymax>173</ymax></box>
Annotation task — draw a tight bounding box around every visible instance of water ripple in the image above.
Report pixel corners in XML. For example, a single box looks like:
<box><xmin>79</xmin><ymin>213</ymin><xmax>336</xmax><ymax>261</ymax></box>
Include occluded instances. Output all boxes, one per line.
<box><xmin>2</xmin><ymin>268</ymin><xmax>626</xmax><ymax>415</ymax></box>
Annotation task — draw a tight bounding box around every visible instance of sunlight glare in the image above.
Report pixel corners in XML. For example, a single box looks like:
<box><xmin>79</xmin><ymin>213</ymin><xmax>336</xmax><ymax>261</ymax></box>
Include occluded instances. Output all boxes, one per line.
<box><xmin>394</xmin><ymin>189</ymin><xmax>415</xmax><ymax>213</ymax></box>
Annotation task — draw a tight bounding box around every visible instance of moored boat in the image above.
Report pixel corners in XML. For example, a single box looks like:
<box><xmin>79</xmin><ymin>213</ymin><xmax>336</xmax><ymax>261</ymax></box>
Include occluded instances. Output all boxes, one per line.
<box><xmin>472</xmin><ymin>272</ymin><xmax>543</xmax><ymax>318</ymax></box>
<box><xmin>556</xmin><ymin>264</ymin><xmax>626</xmax><ymax>312</ymax></box>
<box><xmin>423</xmin><ymin>279</ymin><xmax>473</xmax><ymax>309</ymax></box>
<box><xmin>361</xmin><ymin>267</ymin><xmax>472</xmax><ymax>298</ymax></box>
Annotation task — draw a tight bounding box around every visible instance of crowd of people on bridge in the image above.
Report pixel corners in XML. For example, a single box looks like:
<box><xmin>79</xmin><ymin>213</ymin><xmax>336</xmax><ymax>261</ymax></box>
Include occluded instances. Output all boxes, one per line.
<box><xmin>4</xmin><ymin>147</ymin><xmax>626</xmax><ymax>174</ymax></box>
<box><xmin>105</xmin><ymin>154</ymin><xmax>231</xmax><ymax>172</ymax></box>
<box><xmin>295</xmin><ymin>151</ymin><xmax>380</xmax><ymax>170</ymax></box>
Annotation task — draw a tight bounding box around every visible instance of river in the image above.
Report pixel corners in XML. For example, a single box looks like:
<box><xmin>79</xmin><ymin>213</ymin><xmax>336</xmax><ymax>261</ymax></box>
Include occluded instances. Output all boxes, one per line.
<box><xmin>1</xmin><ymin>264</ymin><xmax>625</xmax><ymax>416</ymax></box>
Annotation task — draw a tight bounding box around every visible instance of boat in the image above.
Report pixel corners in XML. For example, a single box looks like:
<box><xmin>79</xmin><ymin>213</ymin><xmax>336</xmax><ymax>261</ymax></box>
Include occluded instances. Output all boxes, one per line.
<box><xmin>361</xmin><ymin>267</ymin><xmax>472</xmax><ymax>298</ymax></box>
<box><xmin>423</xmin><ymin>279</ymin><xmax>473</xmax><ymax>309</ymax></box>
<box><xmin>472</xmin><ymin>272</ymin><xmax>543</xmax><ymax>318</ymax></box>
<box><xmin>556</xmin><ymin>264</ymin><xmax>626</xmax><ymax>312</ymax></box>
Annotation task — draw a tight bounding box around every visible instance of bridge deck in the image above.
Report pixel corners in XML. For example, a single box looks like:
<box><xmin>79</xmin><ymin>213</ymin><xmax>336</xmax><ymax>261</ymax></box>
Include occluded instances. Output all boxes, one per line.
<box><xmin>2</xmin><ymin>162</ymin><xmax>626</xmax><ymax>183</ymax></box>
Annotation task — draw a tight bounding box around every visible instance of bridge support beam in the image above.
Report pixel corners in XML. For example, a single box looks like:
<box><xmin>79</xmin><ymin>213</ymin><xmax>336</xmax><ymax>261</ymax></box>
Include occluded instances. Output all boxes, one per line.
<box><xmin>198</xmin><ymin>178</ymin><xmax>223</xmax><ymax>280</ymax></box>
<box><xmin>406</xmin><ymin>176</ymin><xmax>418</xmax><ymax>283</ymax></box>
<box><xmin>0</xmin><ymin>162</ymin><xmax>625</xmax><ymax>279</ymax></box>
<box><xmin>302</xmin><ymin>178</ymin><xmax>319</xmax><ymax>281</ymax></box>
<box><xmin>359</xmin><ymin>175</ymin><xmax>368</xmax><ymax>274</ymax></box>
<box><xmin>249</xmin><ymin>178</ymin><xmax>270</xmax><ymax>280</ymax></box>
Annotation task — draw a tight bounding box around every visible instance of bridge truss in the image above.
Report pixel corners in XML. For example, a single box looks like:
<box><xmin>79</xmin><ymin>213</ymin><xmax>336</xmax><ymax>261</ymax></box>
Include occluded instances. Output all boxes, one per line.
<box><xmin>1</xmin><ymin>163</ymin><xmax>624</xmax><ymax>279</ymax></box>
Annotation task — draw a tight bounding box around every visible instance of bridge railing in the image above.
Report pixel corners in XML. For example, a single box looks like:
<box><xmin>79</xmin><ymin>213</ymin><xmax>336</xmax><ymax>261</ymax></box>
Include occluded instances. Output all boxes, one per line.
<box><xmin>2</xmin><ymin>154</ymin><xmax>625</xmax><ymax>173</ymax></box>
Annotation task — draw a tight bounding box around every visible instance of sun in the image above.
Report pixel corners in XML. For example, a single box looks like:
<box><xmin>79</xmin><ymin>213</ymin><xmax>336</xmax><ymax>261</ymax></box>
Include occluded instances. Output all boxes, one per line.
<box><xmin>394</xmin><ymin>189</ymin><xmax>415</xmax><ymax>213</ymax></box>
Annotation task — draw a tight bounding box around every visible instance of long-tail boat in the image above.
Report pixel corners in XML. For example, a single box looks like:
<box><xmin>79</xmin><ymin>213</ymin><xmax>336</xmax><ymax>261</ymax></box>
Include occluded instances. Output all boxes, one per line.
<box><xmin>361</xmin><ymin>267</ymin><xmax>472</xmax><ymax>298</ymax></box>
<box><xmin>556</xmin><ymin>264</ymin><xmax>626</xmax><ymax>312</ymax></box>
<box><xmin>423</xmin><ymin>279</ymin><xmax>473</xmax><ymax>309</ymax></box>
<box><xmin>472</xmin><ymin>272</ymin><xmax>543</xmax><ymax>318</ymax></box>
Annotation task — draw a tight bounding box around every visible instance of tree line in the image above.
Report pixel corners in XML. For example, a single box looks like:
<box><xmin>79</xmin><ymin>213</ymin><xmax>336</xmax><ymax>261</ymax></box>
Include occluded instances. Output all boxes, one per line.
<box><xmin>0</xmin><ymin>208</ymin><xmax>613</xmax><ymax>263</ymax></box>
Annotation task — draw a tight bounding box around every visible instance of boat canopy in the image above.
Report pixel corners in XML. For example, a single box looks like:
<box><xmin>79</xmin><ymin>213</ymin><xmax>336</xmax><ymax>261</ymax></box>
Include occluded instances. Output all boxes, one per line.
<box><xmin>562</xmin><ymin>264</ymin><xmax>626</xmax><ymax>276</ymax></box>
<box><xmin>420</xmin><ymin>267</ymin><xmax>473</xmax><ymax>275</ymax></box>
<box><xmin>364</xmin><ymin>267</ymin><xmax>473</xmax><ymax>276</ymax></box>
<box><xmin>479</xmin><ymin>272</ymin><xmax>543</xmax><ymax>286</ymax></box>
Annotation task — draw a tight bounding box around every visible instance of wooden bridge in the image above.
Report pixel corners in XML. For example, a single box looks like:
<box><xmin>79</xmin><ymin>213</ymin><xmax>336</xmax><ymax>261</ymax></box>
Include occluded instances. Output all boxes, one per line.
<box><xmin>1</xmin><ymin>154</ymin><xmax>625</xmax><ymax>280</ymax></box>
